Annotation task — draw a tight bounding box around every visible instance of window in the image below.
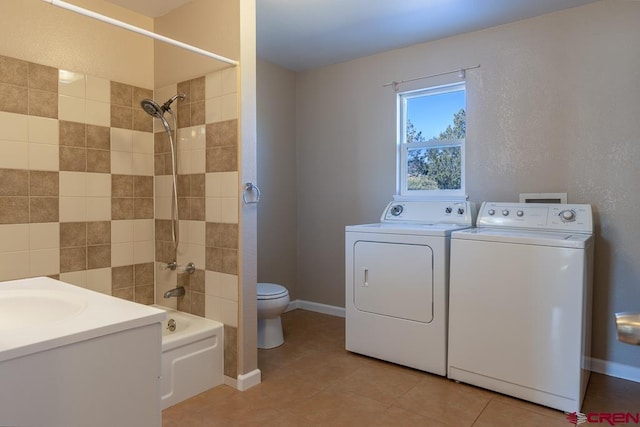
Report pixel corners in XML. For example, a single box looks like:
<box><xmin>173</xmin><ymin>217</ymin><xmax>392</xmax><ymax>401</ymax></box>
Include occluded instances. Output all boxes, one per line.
<box><xmin>397</xmin><ymin>82</ymin><xmax>466</xmax><ymax>198</ymax></box>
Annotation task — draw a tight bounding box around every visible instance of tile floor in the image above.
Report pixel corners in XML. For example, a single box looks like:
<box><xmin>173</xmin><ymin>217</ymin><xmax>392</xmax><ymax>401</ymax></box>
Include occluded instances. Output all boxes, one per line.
<box><xmin>163</xmin><ymin>309</ymin><xmax>640</xmax><ymax>426</ymax></box>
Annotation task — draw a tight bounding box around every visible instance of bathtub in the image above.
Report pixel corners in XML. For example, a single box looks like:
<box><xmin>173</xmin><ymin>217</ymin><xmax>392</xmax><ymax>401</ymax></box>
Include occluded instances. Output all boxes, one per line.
<box><xmin>153</xmin><ymin>305</ymin><xmax>224</xmax><ymax>409</ymax></box>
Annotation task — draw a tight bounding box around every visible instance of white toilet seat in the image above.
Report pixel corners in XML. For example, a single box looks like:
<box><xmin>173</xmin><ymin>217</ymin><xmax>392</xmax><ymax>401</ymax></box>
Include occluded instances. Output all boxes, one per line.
<box><xmin>257</xmin><ymin>283</ymin><xmax>289</xmax><ymax>300</ymax></box>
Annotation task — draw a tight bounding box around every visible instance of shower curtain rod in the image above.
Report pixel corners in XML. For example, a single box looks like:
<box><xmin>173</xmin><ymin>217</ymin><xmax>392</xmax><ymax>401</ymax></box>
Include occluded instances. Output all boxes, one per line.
<box><xmin>383</xmin><ymin>64</ymin><xmax>480</xmax><ymax>91</ymax></box>
<box><xmin>41</xmin><ymin>0</ymin><xmax>239</xmax><ymax>66</ymax></box>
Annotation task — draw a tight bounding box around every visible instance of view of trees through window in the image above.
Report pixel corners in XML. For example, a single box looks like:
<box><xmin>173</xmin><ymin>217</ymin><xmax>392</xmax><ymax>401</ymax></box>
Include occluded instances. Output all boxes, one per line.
<box><xmin>406</xmin><ymin>108</ymin><xmax>465</xmax><ymax>190</ymax></box>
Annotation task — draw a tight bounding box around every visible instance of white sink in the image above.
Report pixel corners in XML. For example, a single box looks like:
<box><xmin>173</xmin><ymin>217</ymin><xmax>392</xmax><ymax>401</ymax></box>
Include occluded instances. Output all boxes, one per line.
<box><xmin>615</xmin><ymin>312</ymin><xmax>640</xmax><ymax>345</ymax></box>
<box><xmin>0</xmin><ymin>289</ymin><xmax>87</xmax><ymax>331</ymax></box>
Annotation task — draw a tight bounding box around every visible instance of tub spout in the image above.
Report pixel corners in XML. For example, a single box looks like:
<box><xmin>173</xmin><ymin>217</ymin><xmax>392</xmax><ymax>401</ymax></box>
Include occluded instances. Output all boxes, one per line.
<box><xmin>163</xmin><ymin>286</ymin><xmax>186</xmax><ymax>299</ymax></box>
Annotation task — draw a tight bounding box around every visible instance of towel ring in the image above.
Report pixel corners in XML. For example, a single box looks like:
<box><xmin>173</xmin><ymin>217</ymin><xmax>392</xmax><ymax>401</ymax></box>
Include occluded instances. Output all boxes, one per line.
<box><xmin>242</xmin><ymin>182</ymin><xmax>261</xmax><ymax>205</ymax></box>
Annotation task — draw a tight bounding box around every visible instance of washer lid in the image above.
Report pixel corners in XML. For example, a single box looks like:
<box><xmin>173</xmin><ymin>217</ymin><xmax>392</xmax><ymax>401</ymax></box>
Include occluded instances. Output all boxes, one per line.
<box><xmin>257</xmin><ymin>283</ymin><xmax>289</xmax><ymax>299</ymax></box>
<box><xmin>452</xmin><ymin>228</ymin><xmax>592</xmax><ymax>248</ymax></box>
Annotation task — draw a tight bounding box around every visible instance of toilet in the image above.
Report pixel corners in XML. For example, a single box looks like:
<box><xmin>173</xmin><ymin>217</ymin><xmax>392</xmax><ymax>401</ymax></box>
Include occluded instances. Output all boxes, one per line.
<box><xmin>257</xmin><ymin>283</ymin><xmax>290</xmax><ymax>349</ymax></box>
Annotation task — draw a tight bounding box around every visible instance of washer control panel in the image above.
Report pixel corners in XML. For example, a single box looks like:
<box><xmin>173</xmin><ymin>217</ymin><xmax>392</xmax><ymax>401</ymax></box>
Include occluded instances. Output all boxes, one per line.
<box><xmin>478</xmin><ymin>202</ymin><xmax>592</xmax><ymax>233</ymax></box>
<box><xmin>381</xmin><ymin>201</ymin><xmax>477</xmax><ymax>226</ymax></box>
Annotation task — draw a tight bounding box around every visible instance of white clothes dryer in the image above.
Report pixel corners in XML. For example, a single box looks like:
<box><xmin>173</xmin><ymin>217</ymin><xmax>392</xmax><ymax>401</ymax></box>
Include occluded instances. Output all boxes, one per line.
<box><xmin>448</xmin><ymin>202</ymin><xmax>594</xmax><ymax>413</ymax></box>
<box><xmin>345</xmin><ymin>200</ymin><xmax>476</xmax><ymax>375</ymax></box>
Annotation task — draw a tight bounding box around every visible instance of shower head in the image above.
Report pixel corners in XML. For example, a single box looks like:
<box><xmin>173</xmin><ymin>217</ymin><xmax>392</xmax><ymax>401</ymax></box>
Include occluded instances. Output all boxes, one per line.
<box><xmin>161</xmin><ymin>93</ymin><xmax>186</xmax><ymax>113</ymax></box>
<box><xmin>140</xmin><ymin>99</ymin><xmax>164</xmax><ymax>118</ymax></box>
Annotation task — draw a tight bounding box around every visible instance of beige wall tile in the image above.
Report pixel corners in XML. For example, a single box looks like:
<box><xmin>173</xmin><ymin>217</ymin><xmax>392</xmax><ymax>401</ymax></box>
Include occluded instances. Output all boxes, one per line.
<box><xmin>205</xmin><ymin>197</ymin><xmax>222</xmax><ymax>223</ymax></box>
<box><xmin>220</xmin><ymin>93</ymin><xmax>238</xmax><ymax>121</ymax></box>
<box><xmin>0</xmin><ymin>111</ymin><xmax>28</xmax><ymax>140</ymax></box>
<box><xmin>85</xmin><ymin>100</ymin><xmax>110</xmax><ymax>127</ymax></box>
<box><xmin>220</xmin><ymin>298</ymin><xmax>238</xmax><ymax>327</ymax></box>
<box><xmin>219</xmin><ymin>198</ymin><xmax>238</xmax><ymax>224</ymax></box>
<box><xmin>205</xmin><ymin>293</ymin><xmax>221</xmax><ymax>319</ymax></box>
<box><xmin>29</xmin><ymin>248</ymin><xmax>59</xmax><ymax>276</ymax></box>
<box><xmin>111</xmin><ymin>242</ymin><xmax>134</xmax><ymax>267</ymax></box>
<box><xmin>87</xmin><ymin>197</ymin><xmax>111</xmax><ymax>221</ymax></box>
<box><xmin>59</xmin><ymin>270</ymin><xmax>87</xmax><ymax>287</ymax></box>
<box><xmin>110</xmin><ymin>127</ymin><xmax>133</xmax><ymax>152</ymax></box>
<box><xmin>86</xmin><ymin>267</ymin><xmax>111</xmax><ymax>295</ymax></box>
<box><xmin>29</xmin><ymin>143</ymin><xmax>59</xmax><ymax>171</ymax></box>
<box><xmin>0</xmin><ymin>224</ymin><xmax>29</xmax><ymax>252</ymax></box>
<box><xmin>58</xmin><ymin>70</ymin><xmax>85</xmax><ymax>98</ymax></box>
<box><xmin>133</xmin><ymin>219</ymin><xmax>154</xmax><ymax>242</ymax></box>
<box><xmin>0</xmin><ymin>141</ymin><xmax>28</xmax><ymax>170</ymax></box>
<box><xmin>133</xmin><ymin>241</ymin><xmax>154</xmax><ymax>264</ymax></box>
<box><xmin>111</xmin><ymin>150</ymin><xmax>133</xmax><ymax>175</ymax></box>
<box><xmin>132</xmin><ymin>130</ymin><xmax>153</xmax><ymax>154</ymax></box>
<box><xmin>59</xmin><ymin>172</ymin><xmax>86</xmax><ymax>197</ymax></box>
<box><xmin>111</xmin><ymin>220</ymin><xmax>133</xmax><ymax>243</ymax></box>
<box><xmin>59</xmin><ymin>196</ymin><xmax>87</xmax><ymax>222</ymax></box>
<box><xmin>0</xmin><ymin>251</ymin><xmax>28</xmax><ymax>280</ymax></box>
<box><xmin>29</xmin><ymin>223</ymin><xmax>59</xmax><ymax>250</ymax></box>
<box><xmin>87</xmin><ymin>173</ymin><xmax>111</xmax><ymax>197</ymax></box>
<box><xmin>132</xmin><ymin>152</ymin><xmax>154</xmax><ymax>176</ymax></box>
<box><xmin>220</xmin><ymin>274</ymin><xmax>238</xmax><ymax>302</ymax></box>
<box><xmin>58</xmin><ymin>95</ymin><xmax>85</xmax><ymax>123</ymax></box>
<box><xmin>28</xmin><ymin>116</ymin><xmax>58</xmax><ymax>145</ymax></box>
<box><xmin>204</xmin><ymin>97</ymin><xmax>221</xmax><ymax>124</ymax></box>
<box><xmin>155</xmin><ymin>196</ymin><xmax>172</xmax><ymax>220</ymax></box>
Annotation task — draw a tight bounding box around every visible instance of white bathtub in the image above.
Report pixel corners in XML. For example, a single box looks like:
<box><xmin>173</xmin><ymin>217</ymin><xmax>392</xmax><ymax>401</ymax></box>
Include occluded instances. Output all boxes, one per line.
<box><xmin>153</xmin><ymin>305</ymin><xmax>224</xmax><ymax>409</ymax></box>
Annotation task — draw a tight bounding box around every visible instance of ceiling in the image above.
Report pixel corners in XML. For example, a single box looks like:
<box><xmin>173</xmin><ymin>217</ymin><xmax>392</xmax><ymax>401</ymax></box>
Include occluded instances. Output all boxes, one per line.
<box><xmin>106</xmin><ymin>0</ymin><xmax>599</xmax><ymax>71</ymax></box>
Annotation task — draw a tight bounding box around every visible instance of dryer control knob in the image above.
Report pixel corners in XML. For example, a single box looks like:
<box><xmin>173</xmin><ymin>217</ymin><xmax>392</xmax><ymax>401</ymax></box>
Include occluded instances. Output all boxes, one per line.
<box><xmin>445</xmin><ymin>207</ymin><xmax>453</xmax><ymax>214</ymax></box>
<box><xmin>457</xmin><ymin>208</ymin><xmax>465</xmax><ymax>215</ymax></box>
<box><xmin>516</xmin><ymin>210</ymin><xmax>524</xmax><ymax>217</ymax></box>
<box><xmin>502</xmin><ymin>209</ymin><xmax>510</xmax><ymax>216</ymax></box>
<box><xmin>488</xmin><ymin>209</ymin><xmax>495</xmax><ymax>216</ymax></box>
<box><xmin>390</xmin><ymin>205</ymin><xmax>403</xmax><ymax>216</ymax></box>
<box><xmin>560</xmin><ymin>210</ymin><xmax>576</xmax><ymax>222</ymax></box>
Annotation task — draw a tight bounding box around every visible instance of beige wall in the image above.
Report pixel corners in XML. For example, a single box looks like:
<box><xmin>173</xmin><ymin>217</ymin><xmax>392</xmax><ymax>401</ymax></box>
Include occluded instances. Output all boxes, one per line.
<box><xmin>0</xmin><ymin>0</ymin><xmax>153</xmax><ymax>88</ymax></box>
<box><xmin>293</xmin><ymin>0</ymin><xmax>640</xmax><ymax>369</ymax></box>
<box><xmin>154</xmin><ymin>0</ymin><xmax>240</xmax><ymax>88</ymax></box>
<box><xmin>256</xmin><ymin>59</ymin><xmax>298</xmax><ymax>299</ymax></box>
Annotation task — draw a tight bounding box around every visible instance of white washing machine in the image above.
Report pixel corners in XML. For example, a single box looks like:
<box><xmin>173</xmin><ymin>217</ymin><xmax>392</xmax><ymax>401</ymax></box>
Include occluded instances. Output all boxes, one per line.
<box><xmin>448</xmin><ymin>202</ymin><xmax>594</xmax><ymax>413</ymax></box>
<box><xmin>345</xmin><ymin>200</ymin><xmax>476</xmax><ymax>375</ymax></box>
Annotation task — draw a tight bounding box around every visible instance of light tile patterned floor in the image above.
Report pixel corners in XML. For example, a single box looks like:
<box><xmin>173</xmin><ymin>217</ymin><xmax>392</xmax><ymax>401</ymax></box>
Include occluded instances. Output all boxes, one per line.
<box><xmin>163</xmin><ymin>309</ymin><xmax>640</xmax><ymax>426</ymax></box>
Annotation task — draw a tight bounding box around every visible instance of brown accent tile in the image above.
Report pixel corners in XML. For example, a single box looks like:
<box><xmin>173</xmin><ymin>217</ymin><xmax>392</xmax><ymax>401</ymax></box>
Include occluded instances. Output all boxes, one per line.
<box><xmin>112</xmin><ymin>287</ymin><xmax>133</xmax><ymax>301</ymax></box>
<box><xmin>111</xmin><ymin>81</ymin><xmax>132</xmax><ymax>107</ymax></box>
<box><xmin>191</xmin><ymin>101</ymin><xmax>205</xmax><ymax>126</ymax></box>
<box><xmin>206</xmin><ymin>146</ymin><xmax>237</xmax><ymax>172</ymax></box>
<box><xmin>60</xmin><ymin>222</ymin><xmax>86</xmax><ymax>248</ymax></box>
<box><xmin>0</xmin><ymin>55</ymin><xmax>28</xmax><ymax>86</ymax></box>
<box><xmin>221</xmin><ymin>248</ymin><xmax>237</xmax><ymax>275</ymax></box>
<box><xmin>0</xmin><ymin>197</ymin><xmax>29</xmax><ymax>224</ymax></box>
<box><xmin>111</xmin><ymin>105</ymin><xmax>132</xmax><ymax>129</ymax></box>
<box><xmin>155</xmin><ymin>219</ymin><xmax>172</xmax><ymax>241</ymax></box>
<box><xmin>163</xmin><ymin>153</ymin><xmax>174</xmax><ymax>175</ymax></box>
<box><xmin>112</xmin><ymin>265</ymin><xmax>134</xmax><ymax>288</ymax></box>
<box><xmin>134</xmin><ymin>285</ymin><xmax>154</xmax><ymax>305</ymax></box>
<box><xmin>177</xmin><ymin>81</ymin><xmax>190</xmax><ymax>100</ymax></box>
<box><xmin>177</xmin><ymin>175</ymin><xmax>190</xmax><ymax>197</ymax></box>
<box><xmin>59</xmin><ymin>121</ymin><xmax>86</xmax><ymax>147</ymax></box>
<box><xmin>30</xmin><ymin>171</ymin><xmax>59</xmax><ymax>196</ymax></box>
<box><xmin>177</xmin><ymin>102</ymin><xmax>190</xmax><ymax>129</ymax></box>
<box><xmin>190</xmin><ymin>174</ymin><xmax>205</xmax><ymax>197</ymax></box>
<box><xmin>133</xmin><ymin>109</ymin><xmax>153</xmax><ymax>132</ymax></box>
<box><xmin>206</xmin><ymin>223</ymin><xmax>238</xmax><ymax>249</ymax></box>
<box><xmin>154</xmin><ymin>154</ymin><xmax>165</xmax><ymax>176</ymax></box>
<box><xmin>190</xmin><ymin>198</ymin><xmax>205</xmax><ymax>221</ymax></box>
<box><xmin>87</xmin><ymin>244</ymin><xmax>110</xmax><ymax>269</ymax></box>
<box><xmin>177</xmin><ymin>290</ymin><xmax>191</xmax><ymax>313</ymax></box>
<box><xmin>112</xmin><ymin>174</ymin><xmax>133</xmax><ymax>197</ymax></box>
<box><xmin>154</xmin><ymin>131</ymin><xmax>170</xmax><ymax>153</ymax></box>
<box><xmin>87</xmin><ymin>221</ymin><xmax>110</xmax><ymax>245</ymax></box>
<box><xmin>133</xmin><ymin>87</ymin><xmax>153</xmax><ymax>106</ymax></box>
<box><xmin>191</xmin><ymin>269</ymin><xmax>205</xmax><ymax>293</ymax></box>
<box><xmin>134</xmin><ymin>175</ymin><xmax>153</xmax><ymax>197</ymax></box>
<box><xmin>206</xmin><ymin>120</ymin><xmax>237</xmax><ymax>148</ymax></box>
<box><xmin>134</xmin><ymin>197</ymin><xmax>153</xmax><ymax>219</ymax></box>
<box><xmin>112</xmin><ymin>198</ymin><xmax>134</xmax><ymax>220</ymax></box>
<box><xmin>224</xmin><ymin>325</ymin><xmax>238</xmax><ymax>378</ymax></box>
<box><xmin>177</xmin><ymin>272</ymin><xmax>190</xmax><ymax>291</ymax></box>
<box><xmin>0</xmin><ymin>169</ymin><xmax>28</xmax><ymax>196</ymax></box>
<box><xmin>178</xmin><ymin>197</ymin><xmax>190</xmax><ymax>220</ymax></box>
<box><xmin>29</xmin><ymin>197</ymin><xmax>58</xmax><ymax>223</ymax></box>
<box><xmin>205</xmin><ymin>247</ymin><xmax>222</xmax><ymax>272</ymax></box>
<box><xmin>86</xmin><ymin>125</ymin><xmax>110</xmax><ymax>149</ymax></box>
<box><xmin>156</xmin><ymin>240</ymin><xmax>175</xmax><ymax>264</ymax></box>
<box><xmin>190</xmin><ymin>77</ymin><xmax>205</xmax><ymax>102</ymax></box>
<box><xmin>60</xmin><ymin>246</ymin><xmax>86</xmax><ymax>273</ymax></box>
<box><xmin>191</xmin><ymin>292</ymin><xmax>205</xmax><ymax>317</ymax></box>
<box><xmin>87</xmin><ymin>149</ymin><xmax>110</xmax><ymax>173</ymax></box>
<box><xmin>59</xmin><ymin>146</ymin><xmax>86</xmax><ymax>171</ymax></box>
<box><xmin>28</xmin><ymin>89</ymin><xmax>58</xmax><ymax>119</ymax></box>
<box><xmin>134</xmin><ymin>262</ymin><xmax>154</xmax><ymax>286</ymax></box>
<box><xmin>28</xmin><ymin>63</ymin><xmax>58</xmax><ymax>93</ymax></box>
<box><xmin>0</xmin><ymin>83</ymin><xmax>28</xmax><ymax>115</ymax></box>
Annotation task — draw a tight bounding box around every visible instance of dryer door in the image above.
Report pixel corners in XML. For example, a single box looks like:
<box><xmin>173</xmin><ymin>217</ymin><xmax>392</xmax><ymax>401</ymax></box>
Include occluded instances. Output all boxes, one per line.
<box><xmin>353</xmin><ymin>241</ymin><xmax>433</xmax><ymax>323</ymax></box>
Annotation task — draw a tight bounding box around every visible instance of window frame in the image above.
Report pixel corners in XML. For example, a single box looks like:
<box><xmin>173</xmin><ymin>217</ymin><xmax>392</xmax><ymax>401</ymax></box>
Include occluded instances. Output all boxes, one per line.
<box><xmin>396</xmin><ymin>82</ymin><xmax>466</xmax><ymax>200</ymax></box>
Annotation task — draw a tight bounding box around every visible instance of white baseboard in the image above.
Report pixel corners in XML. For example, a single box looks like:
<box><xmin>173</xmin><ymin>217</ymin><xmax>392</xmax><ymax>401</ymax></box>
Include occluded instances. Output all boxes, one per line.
<box><xmin>590</xmin><ymin>358</ymin><xmax>640</xmax><ymax>383</ymax></box>
<box><xmin>286</xmin><ymin>299</ymin><xmax>345</xmax><ymax>318</ymax></box>
<box><xmin>225</xmin><ymin>369</ymin><xmax>262</xmax><ymax>391</ymax></box>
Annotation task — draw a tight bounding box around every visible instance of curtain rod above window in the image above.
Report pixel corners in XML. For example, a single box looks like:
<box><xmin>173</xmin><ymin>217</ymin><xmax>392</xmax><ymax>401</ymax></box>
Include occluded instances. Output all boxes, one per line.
<box><xmin>384</xmin><ymin>64</ymin><xmax>480</xmax><ymax>91</ymax></box>
<box><xmin>41</xmin><ymin>0</ymin><xmax>239</xmax><ymax>67</ymax></box>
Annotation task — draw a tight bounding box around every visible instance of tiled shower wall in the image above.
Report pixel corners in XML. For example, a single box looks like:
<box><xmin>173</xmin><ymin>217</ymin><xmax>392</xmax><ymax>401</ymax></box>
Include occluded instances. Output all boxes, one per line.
<box><xmin>0</xmin><ymin>55</ymin><xmax>240</xmax><ymax>376</ymax></box>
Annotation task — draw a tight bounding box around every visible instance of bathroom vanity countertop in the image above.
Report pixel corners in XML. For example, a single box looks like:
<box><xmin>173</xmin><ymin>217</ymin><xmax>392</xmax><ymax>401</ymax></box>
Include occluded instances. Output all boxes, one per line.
<box><xmin>0</xmin><ymin>277</ymin><xmax>166</xmax><ymax>363</ymax></box>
